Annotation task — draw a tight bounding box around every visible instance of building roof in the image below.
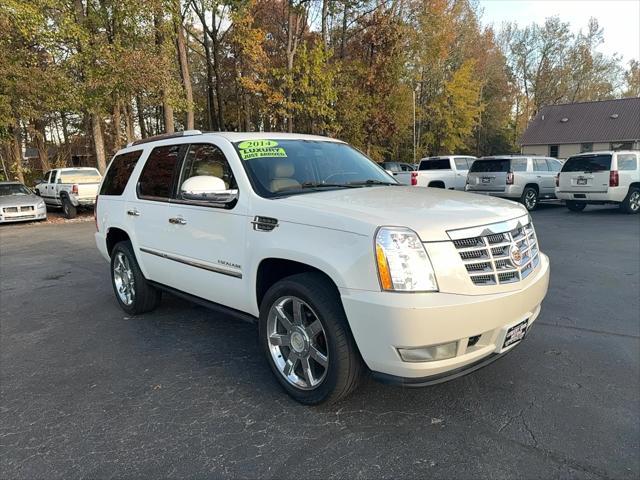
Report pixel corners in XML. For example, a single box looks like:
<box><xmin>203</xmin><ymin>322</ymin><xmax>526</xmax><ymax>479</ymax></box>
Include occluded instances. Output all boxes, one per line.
<box><xmin>519</xmin><ymin>97</ymin><xmax>640</xmax><ymax>146</ymax></box>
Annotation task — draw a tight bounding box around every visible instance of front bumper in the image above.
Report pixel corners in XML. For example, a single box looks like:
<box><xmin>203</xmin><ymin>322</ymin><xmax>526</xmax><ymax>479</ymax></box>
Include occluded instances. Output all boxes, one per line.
<box><xmin>340</xmin><ymin>253</ymin><xmax>549</xmax><ymax>381</ymax></box>
<box><xmin>0</xmin><ymin>207</ymin><xmax>47</xmax><ymax>223</ymax></box>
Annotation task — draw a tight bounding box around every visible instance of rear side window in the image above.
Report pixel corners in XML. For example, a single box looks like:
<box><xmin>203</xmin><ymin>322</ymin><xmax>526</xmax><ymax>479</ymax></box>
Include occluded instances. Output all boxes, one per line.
<box><xmin>562</xmin><ymin>154</ymin><xmax>612</xmax><ymax>173</ymax></box>
<box><xmin>547</xmin><ymin>159</ymin><xmax>562</xmax><ymax>172</ymax></box>
<box><xmin>101</xmin><ymin>151</ymin><xmax>143</xmax><ymax>195</ymax></box>
<box><xmin>533</xmin><ymin>159</ymin><xmax>548</xmax><ymax>171</ymax></box>
<box><xmin>137</xmin><ymin>145</ymin><xmax>187</xmax><ymax>200</ymax></box>
<box><xmin>617</xmin><ymin>154</ymin><xmax>638</xmax><ymax>171</ymax></box>
<box><xmin>511</xmin><ymin>159</ymin><xmax>528</xmax><ymax>172</ymax></box>
<box><xmin>454</xmin><ymin>158</ymin><xmax>470</xmax><ymax>170</ymax></box>
<box><xmin>419</xmin><ymin>159</ymin><xmax>450</xmax><ymax>170</ymax></box>
<box><xmin>470</xmin><ymin>159</ymin><xmax>510</xmax><ymax>173</ymax></box>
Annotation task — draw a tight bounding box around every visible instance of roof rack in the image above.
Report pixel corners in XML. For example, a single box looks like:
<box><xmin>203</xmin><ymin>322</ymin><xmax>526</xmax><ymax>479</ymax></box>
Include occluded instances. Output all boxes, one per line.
<box><xmin>127</xmin><ymin>130</ymin><xmax>203</xmax><ymax>147</ymax></box>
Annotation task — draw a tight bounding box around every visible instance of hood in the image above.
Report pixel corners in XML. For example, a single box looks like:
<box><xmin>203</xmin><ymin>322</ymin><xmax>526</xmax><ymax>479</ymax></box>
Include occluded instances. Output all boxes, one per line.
<box><xmin>276</xmin><ymin>186</ymin><xmax>527</xmax><ymax>241</ymax></box>
<box><xmin>0</xmin><ymin>194</ymin><xmax>42</xmax><ymax>207</ymax></box>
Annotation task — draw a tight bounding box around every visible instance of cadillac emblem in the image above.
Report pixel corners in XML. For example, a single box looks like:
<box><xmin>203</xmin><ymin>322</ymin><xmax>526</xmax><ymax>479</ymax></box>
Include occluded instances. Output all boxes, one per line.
<box><xmin>510</xmin><ymin>245</ymin><xmax>523</xmax><ymax>266</ymax></box>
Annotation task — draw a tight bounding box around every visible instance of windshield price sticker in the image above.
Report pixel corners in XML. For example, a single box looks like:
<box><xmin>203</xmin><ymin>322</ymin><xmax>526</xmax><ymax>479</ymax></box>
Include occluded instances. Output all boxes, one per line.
<box><xmin>238</xmin><ymin>140</ymin><xmax>287</xmax><ymax>160</ymax></box>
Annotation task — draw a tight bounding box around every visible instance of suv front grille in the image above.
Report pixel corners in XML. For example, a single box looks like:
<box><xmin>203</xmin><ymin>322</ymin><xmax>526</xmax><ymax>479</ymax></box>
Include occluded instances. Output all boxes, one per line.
<box><xmin>453</xmin><ymin>222</ymin><xmax>540</xmax><ymax>286</ymax></box>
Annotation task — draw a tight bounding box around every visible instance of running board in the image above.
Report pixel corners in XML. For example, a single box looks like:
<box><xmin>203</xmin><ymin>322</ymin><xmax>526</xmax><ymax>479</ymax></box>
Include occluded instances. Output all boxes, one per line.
<box><xmin>149</xmin><ymin>281</ymin><xmax>257</xmax><ymax>324</ymax></box>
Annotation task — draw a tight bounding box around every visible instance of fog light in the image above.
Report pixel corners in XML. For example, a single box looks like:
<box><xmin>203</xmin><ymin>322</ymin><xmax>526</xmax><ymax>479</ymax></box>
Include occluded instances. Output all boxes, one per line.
<box><xmin>398</xmin><ymin>342</ymin><xmax>458</xmax><ymax>362</ymax></box>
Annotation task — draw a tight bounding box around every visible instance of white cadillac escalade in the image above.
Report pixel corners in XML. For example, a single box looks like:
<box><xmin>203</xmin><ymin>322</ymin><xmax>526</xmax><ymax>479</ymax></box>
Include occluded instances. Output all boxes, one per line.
<box><xmin>95</xmin><ymin>131</ymin><xmax>550</xmax><ymax>404</ymax></box>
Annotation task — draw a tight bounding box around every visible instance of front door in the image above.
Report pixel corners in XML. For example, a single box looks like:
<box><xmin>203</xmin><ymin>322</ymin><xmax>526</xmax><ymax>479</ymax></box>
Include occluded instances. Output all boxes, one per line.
<box><xmin>164</xmin><ymin>142</ymin><xmax>249</xmax><ymax>312</ymax></box>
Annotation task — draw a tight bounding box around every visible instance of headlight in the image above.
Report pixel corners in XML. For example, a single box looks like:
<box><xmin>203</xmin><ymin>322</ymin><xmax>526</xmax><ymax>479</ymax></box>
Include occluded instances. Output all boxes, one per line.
<box><xmin>375</xmin><ymin>227</ymin><xmax>438</xmax><ymax>292</ymax></box>
<box><xmin>36</xmin><ymin>201</ymin><xmax>45</xmax><ymax>209</ymax></box>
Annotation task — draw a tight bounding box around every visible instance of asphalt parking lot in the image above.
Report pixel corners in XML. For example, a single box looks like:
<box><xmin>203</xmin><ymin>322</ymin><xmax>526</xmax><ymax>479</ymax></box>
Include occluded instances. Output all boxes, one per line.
<box><xmin>1</xmin><ymin>203</ymin><xmax>639</xmax><ymax>479</ymax></box>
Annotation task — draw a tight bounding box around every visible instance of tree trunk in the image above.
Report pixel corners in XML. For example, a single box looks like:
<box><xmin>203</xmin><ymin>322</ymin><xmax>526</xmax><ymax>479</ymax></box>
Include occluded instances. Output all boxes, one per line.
<box><xmin>340</xmin><ymin>2</ymin><xmax>348</xmax><ymax>58</ymax></box>
<box><xmin>212</xmin><ymin>35</ymin><xmax>225</xmax><ymax>130</ymax></box>
<box><xmin>175</xmin><ymin>16</ymin><xmax>195</xmax><ymax>130</ymax></box>
<box><xmin>91</xmin><ymin>113</ymin><xmax>107</xmax><ymax>174</ymax></box>
<box><xmin>200</xmin><ymin>12</ymin><xmax>217</xmax><ymax>130</ymax></box>
<box><xmin>163</xmin><ymin>95</ymin><xmax>175</xmax><ymax>133</ymax></box>
<box><xmin>136</xmin><ymin>95</ymin><xmax>147</xmax><ymax>138</ymax></box>
<box><xmin>124</xmin><ymin>99</ymin><xmax>135</xmax><ymax>143</ymax></box>
<box><xmin>112</xmin><ymin>98</ymin><xmax>122</xmax><ymax>152</ymax></box>
<box><xmin>9</xmin><ymin>122</ymin><xmax>25</xmax><ymax>183</ymax></box>
<box><xmin>321</xmin><ymin>0</ymin><xmax>330</xmax><ymax>47</ymax></box>
<box><xmin>32</xmin><ymin>119</ymin><xmax>51</xmax><ymax>172</ymax></box>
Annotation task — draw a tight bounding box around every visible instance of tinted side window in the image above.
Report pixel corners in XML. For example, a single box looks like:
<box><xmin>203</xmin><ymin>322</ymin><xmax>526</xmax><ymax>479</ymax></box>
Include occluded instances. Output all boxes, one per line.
<box><xmin>137</xmin><ymin>145</ymin><xmax>186</xmax><ymax>200</ymax></box>
<box><xmin>534</xmin><ymin>159</ymin><xmax>548</xmax><ymax>171</ymax></box>
<box><xmin>617</xmin><ymin>154</ymin><xmax>637</xmax><ymax>171</ymax></box>
<box><xmin>419</xmin><ymin>159</ymin><xmax>451</xmax><ymax>170</ymax></box>
<box><xmin>178</xmin><ymin>143</ymin><xmax>237</xmax><ymax>196</ymax></box>
<box><xmin>511</xmin><ymin>159</ymin><xmax>527</xmax><ymax>172</ymax></box>
<box><xmin>100</xmin><ymin>151</ymin><xmax>143</xmax><ymax>195</ymax></box>
<box><xmin>49</xmin><ymin>170</ymin><xmax>58</xmax><ymax>183</ymax></box>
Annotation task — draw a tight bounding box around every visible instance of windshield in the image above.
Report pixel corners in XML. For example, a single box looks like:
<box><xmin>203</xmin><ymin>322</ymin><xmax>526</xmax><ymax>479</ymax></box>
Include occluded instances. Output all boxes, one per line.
<box><xmin>233</xmin><ymin>140</ymin><xmax>396</xmax><ymax>197</ymax></box>
<box><xmin>58</xmin><ymin>169</ymin><xmax>102</xmax><ymax>183</ymax></box>
<box><xmin>0</xmin><ymin>184</ymin><xmax>32</xmax><ymax>196</ymax></box>
<box><xmin>470</xmin><ymin>159</ymin><xmax>511</xmax><ymax>173</ymax></box>
<box><xmin>419</xmin><ymin>158</ymin><xmax>450</xmax><ymax>170</ymax></box>
<box><xmin>562</xmin><ymin>154</ymin><xmax>612</xmax><ymax>173</ymax></box>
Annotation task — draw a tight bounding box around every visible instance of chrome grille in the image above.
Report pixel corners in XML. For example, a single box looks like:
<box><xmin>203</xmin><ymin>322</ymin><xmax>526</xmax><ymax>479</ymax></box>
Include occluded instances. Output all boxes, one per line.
<box><xmin>454</xmin><ymin>222</ymin><xmax>540</xmax><ymax>286</ymax></box>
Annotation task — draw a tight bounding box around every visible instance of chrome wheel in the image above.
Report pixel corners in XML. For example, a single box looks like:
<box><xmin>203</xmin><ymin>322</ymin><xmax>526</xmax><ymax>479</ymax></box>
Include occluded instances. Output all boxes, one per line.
<box><xmin>267</xmin><ymin>296</ymin><xmax>329</xmax><ymax>390</ymax></box>
<box><xmin>524</xmin><ymin>190</ymin><xmax>537</xmax><ymax>210</ymax></box>
<box><xmin>630</xmin><ymin>191</ymin><xmax>640</xmax><ymax>212</ymax></box>
<box><xmin>113</xmin><ymin>252</ymin><xmax>135</xmax><ymax>306</ymax></box>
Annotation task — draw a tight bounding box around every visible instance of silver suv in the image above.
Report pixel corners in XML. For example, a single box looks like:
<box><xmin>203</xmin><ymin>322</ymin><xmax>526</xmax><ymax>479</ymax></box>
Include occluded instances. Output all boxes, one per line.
<box><xmin>466</xmin><ymin>156</ymin><xmax>562</xmax><ymax>211</ymax></box>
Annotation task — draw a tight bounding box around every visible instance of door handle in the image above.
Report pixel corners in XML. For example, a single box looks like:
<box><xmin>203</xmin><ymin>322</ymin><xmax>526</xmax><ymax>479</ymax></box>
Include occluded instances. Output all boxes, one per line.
<box><xmin>168</xmin><ymin>217</ymin><xmax>187</xmax><ymax>225</ymax></box>
<box><xmin>127</xmin><ymin>209</ymin><xmax>140</xmax><ymax>216</ymax></box>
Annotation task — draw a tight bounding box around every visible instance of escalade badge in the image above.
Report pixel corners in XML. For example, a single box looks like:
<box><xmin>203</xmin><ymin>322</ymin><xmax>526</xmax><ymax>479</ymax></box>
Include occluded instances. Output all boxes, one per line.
<box><xmin>510</xmin><ymin>245</ymin><xmax>523</xmax><ymax>266</ymax></box>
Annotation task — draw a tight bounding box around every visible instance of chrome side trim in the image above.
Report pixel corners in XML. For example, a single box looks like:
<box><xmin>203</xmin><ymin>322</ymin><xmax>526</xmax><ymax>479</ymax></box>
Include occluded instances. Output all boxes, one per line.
<box><xmin>446</xmin><ymin>214</ymin><xmax>529</xmax><ymax>241</ymax></box>
<box><xmin>139</xmin><ymin>247</ymin><xmax>242</xmax><ymax>278</ymax></box>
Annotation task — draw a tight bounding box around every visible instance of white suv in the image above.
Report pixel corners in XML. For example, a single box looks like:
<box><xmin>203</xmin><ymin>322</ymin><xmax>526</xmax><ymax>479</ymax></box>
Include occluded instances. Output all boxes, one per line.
<box><xmin>95</xmin><ymin>131</ymin><xmax>550</xmax><ymax>404</ymax></box>
<box><xmin>556</xmin><ymin>151</ymin><xmax>640</xmax><ymax>214</ymax></box>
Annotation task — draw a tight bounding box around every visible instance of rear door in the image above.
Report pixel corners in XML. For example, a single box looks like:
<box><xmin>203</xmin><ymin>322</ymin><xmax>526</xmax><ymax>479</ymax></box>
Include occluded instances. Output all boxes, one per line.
<box><xmin>558</xmin><ymin>154</ymin><xmax>612</xmax><ymax>194</ymax></box>
<box><xmin>533</xmin><ymin>158</ymin><xmax>554</xmax><ymax>196</ymax></box>
<box><xmin>467</xmin><ymin>159</ymin><xmax>510</xmax><ymax>192</ymax></box>
<box><xmin>127</xmin><ymin>143</ymin><xmax>188</xmax><ymax>285</ymax></box>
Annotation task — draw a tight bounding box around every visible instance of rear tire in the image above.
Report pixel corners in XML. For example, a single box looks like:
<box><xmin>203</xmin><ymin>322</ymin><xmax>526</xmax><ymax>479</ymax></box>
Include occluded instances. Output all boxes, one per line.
<box><xmin>62</xmin><ymin>197</ymin><xmax>77</xmax><ymax>219</ymax></box>
<box><xmin>566</xmin><ymin>201</ymin><xmax>586</xmax><ymax>212</ymax></box>
<box><xmin>620</xmin><ymin>187</ymin><xmax>640</xmax><ymax>214</ymax></box>
<box><xmin>259</xmin><ymin>272</ymin><xmax>364</xmax><ymax>405</ymax></box>
<box><xmin>520</xmin><ymin>187</ymin><xmax>539</xmax><ymax>211</ymax></box>
<box><xmin>110</xmin><ymin>241</ymin><xmax>161</xmax><ymax>315</ymax></box>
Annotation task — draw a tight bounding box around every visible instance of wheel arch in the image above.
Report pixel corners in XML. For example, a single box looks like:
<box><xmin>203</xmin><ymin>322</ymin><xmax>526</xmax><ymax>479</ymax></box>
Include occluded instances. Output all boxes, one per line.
<box><xmin>428</xmin><ymin>180</ymin><xmax>445</xmax><ymax>189</ymax></box>
<box><xmin>106</xmin><ymin>227</ymin><xmax>131</xmax><ymax>257</ymax></box>
<box><xmin>255</xmin><ymin>257</ymin><xmax>341</xmax><ymax>311</ymax></box>
<box><xmin>524</xmin><ymin>183</ymin><xmax>539</xmax><ymax>192</ymax></box>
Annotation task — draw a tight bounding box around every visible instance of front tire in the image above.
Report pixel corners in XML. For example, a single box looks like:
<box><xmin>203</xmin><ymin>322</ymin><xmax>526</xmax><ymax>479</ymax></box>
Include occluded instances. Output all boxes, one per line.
<box><xmin>521</xmin><ymin>187</ymin><xmax>539</xmax><ymax>211</ymax></box>
<box><xmin>259</xmin><ymin>272</ymin><xmax>364</xmax><ymax>405</ymax></box>
<box><xmin>62</xmin><ymin>197</ymin><xmax>77</xmax><ymax>219</ymax></box>
<box><xmin>621</xmin><ymin>187</ymin><xmax>640</xmax><ymax>214</ymax></box>
<box><xmin>110</xmin><ymin>241</ymin><xmax>161</xmax><ymax>315</ymax></box>
<box><xmin>566</xmin><ymin>201</ymin><xmax>586</xmax><ymax>212</ymax></box>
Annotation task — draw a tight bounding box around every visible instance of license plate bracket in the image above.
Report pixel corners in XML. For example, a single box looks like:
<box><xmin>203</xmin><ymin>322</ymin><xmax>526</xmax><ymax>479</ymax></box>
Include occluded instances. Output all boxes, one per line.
<box><xmin>502</xmin><ymin>319</ymin><xmax>528</xmax><ymax>349</ymax></box>
<box><xmin>482</xmin><ymin>177</ymin><xmax>491</xmax><ymax>184</ymax></box>
<box><xmin>577</xmin><ymin>178</ymin><xmax>587</xmax><ymax>185</ymax></box>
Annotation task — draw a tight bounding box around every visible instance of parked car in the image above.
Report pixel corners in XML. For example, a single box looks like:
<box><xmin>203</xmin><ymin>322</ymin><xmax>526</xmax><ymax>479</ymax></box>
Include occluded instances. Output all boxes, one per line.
<box><xmin>556</xmin><ymin>150</ymin><xmax>639</xmax><ymax>214</ymax></box>
<box><xmin>0</xmin><ymin>181</ymin><xmax>47</xmax><ymax>224</ymax></box>
<box><xmin>465</xmin><ymin>155</ymin><xmax>562</xmax><ymax>211</ymax></box>
<box><xmin>396</xmin><ymin>156</ymin><xmax>476</xmax><ymax>190</ymax></box>
<box><xmin>95</xmin><ymin>131</ymin><xmax>550</xmax><ymax>404</ymax></box>
<box><xmin>35</xmin><ymin>167</ymin><xmax>102</xmax><ymax>218</ymax></box>
<box><xmin>381</xmin><ymin>161</ymin><xmax>415</xmax><ymax>176</ymax></box>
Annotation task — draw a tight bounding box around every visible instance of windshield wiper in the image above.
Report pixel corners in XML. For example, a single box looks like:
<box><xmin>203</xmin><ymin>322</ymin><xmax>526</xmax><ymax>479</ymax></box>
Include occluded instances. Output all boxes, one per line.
<box><xmin>278</xmin><ymin>182</ymin><xmax>360</xmax><ymax>192</ymax></box>
<box><xmin>347</xmin><ymin>179</ymin><xmax>400</xmax><ymax>186</ymax></box>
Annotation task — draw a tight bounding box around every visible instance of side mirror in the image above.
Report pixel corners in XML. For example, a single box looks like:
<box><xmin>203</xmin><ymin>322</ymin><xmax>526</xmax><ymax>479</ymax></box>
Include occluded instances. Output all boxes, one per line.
<box><xmin>180</xmin><ymin>175</ymin><xmax>238</xmax><ymax>204</ymax></box>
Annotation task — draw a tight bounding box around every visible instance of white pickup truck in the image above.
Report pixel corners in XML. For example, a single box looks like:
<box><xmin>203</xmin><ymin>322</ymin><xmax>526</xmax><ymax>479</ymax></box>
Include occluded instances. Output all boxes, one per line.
<box><xmin>95</xmin><ymin>131</ymin><xmax>549</xmax><ymax>404</ymax></box>
<box><xmin>396</xmin><ymin>156</ymin><xmax>476</xmax><ymax>189</ymax></box>
<box><xmin>35</xmin><ymin>167</ymin><xmax>102</xmax><ymax>218</ymax></box>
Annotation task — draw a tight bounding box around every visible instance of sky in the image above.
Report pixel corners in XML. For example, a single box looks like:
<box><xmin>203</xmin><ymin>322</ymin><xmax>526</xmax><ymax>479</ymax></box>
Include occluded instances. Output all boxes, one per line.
<box><xmin>479</xmin><ymin>0</ymin><xmax>640</xmax><ymax>64</ymax></box>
